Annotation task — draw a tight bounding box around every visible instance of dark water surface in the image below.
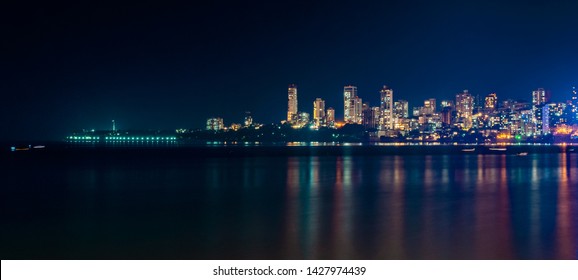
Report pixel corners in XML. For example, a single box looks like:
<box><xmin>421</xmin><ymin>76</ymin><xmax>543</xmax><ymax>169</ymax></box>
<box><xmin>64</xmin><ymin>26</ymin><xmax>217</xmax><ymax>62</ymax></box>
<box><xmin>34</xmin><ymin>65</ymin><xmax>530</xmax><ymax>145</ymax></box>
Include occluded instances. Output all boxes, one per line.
<box><xmin>1</xmin><ymin>147</ymin><xmax>577</xmax><ymax>259</ymax></box>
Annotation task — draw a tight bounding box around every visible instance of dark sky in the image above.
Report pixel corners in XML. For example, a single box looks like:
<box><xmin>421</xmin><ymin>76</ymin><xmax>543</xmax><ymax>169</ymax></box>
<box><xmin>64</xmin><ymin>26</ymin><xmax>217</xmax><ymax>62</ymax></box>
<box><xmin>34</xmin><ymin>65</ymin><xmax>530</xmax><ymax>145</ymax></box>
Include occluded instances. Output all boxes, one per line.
<box><xmin>1</xmin><ymin>0</ymin><xmax>577</xmax><ymax>140</ymax></box>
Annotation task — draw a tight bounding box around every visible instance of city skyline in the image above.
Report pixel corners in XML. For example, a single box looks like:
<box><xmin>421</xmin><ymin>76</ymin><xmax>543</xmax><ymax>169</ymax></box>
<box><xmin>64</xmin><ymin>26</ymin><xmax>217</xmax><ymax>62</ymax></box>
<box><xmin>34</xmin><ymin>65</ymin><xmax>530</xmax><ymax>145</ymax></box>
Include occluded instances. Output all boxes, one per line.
<box><xmin>2</xmin><ymin>1</ymin><xmax>577</xmax><ymax>141</ymax></box>
<box><xmin>209</xmin><ymin>83</ymin><xmax>577</xmax><ymax>131</ymax></box>
<box><xmin>4</xmin><ymin>0</ymin><xmax>578</xmax><ymax>271</ymax></box>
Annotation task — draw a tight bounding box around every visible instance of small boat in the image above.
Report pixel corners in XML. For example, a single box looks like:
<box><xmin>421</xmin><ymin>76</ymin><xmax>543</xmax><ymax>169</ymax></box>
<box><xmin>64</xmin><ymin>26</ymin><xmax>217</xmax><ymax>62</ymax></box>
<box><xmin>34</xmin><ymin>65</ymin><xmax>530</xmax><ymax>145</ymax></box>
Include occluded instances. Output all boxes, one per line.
<box><xmin>517</xmin><ymin>152</ymin><xmax>528</xmax><ymax>156</ymax></box>
<box><xmin>569</xmin><ymin>148</ymin><xmax>575</xmax><ymax>152</ymax></box>
<box><xmin>33</xmin><ymin>145</ymin><xmax>45</xmax><ymax>149</ymax></box>
<box><xmin>489</xmin><ymin>147</ymin><xmax>507</xmax><ymax>151</ymax></box>
<box><xmin>462</xmin><ymin>148</ymin><xmax>476</xmax><ymax>152</ymax></box>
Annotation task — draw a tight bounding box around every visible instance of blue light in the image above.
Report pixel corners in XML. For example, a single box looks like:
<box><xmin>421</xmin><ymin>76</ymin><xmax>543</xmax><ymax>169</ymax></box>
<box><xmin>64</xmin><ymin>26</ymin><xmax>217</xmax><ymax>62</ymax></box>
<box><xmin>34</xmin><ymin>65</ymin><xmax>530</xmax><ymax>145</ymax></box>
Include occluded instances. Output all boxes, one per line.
<box><xmin>11</xmin><ymin>147</ymin><xmax>16</xmax><ymax>152</ymax></box>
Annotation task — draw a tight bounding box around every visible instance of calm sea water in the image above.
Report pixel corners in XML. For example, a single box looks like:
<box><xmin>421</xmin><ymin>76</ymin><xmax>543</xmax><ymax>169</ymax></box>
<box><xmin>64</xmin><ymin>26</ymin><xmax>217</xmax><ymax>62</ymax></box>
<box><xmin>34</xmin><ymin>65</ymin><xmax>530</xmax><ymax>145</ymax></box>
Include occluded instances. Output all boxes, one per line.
<box><xmin>1</xmin><ymin>147</ymin><xmax>576</xmax><ymax>259</ymax></box>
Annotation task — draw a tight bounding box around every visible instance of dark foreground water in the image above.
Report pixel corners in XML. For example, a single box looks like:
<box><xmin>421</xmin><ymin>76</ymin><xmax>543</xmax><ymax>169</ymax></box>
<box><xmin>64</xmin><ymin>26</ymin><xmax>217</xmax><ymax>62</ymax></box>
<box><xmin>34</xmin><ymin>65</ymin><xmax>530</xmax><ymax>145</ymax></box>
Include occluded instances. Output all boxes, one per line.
<box><xmin>1</xmin><ymin>147</ymin><xmax>577</xmax><ymax>259</ymax></box>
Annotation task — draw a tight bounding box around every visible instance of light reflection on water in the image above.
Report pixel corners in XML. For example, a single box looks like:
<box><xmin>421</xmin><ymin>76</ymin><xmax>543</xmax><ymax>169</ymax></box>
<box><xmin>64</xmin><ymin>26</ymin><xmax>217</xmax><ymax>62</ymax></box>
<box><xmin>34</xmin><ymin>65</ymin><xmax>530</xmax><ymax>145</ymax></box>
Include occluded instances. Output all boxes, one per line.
<box><xmin>280</xmin><ymin>154</ymin><xmax>576</xmax><ymax>259</ymax></box>
<box><xmin>1</xmin><ymin>153</ymin><xmax>576</xmax><ymax>259</ymax></box>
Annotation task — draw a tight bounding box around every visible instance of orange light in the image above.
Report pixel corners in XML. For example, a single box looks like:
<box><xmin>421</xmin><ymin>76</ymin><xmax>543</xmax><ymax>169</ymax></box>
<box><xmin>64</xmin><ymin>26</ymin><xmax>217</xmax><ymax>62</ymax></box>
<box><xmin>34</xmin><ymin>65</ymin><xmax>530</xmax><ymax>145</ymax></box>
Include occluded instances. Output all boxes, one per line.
<box><xmin>334</xmin><ymin>122</ymin><xmax>345</xmax><ymax>128</ymax></box>
<box><xmin>497</xmin><ymin>133</ymin><xmax>512</xmax><ymax>140</ymax></box>
<box><xmin>554</xmin><ymin>125</ymin><xmax>573</xmax><ymax>135</ymax></box>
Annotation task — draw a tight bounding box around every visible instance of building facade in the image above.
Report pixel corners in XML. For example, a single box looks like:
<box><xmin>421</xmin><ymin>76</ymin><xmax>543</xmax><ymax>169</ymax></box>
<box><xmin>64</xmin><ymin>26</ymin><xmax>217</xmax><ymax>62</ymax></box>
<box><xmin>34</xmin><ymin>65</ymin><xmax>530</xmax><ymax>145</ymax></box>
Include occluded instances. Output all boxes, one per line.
<box><xmin>313</xmin><ymin>98</ymin><xmax>325</xmax><ymax>127</ymax></box>
<box><xmin>287</xmin><ymin>84</ymin><xmax>298</xmax><ymax>123</ymax></box>
<box><xmin>344</xmin><ymin>85</ymin><xmax>362</xmax><ymax>124</ymax></box>
<box><xmin>206</xmin><ymin>117</ymin><xmax>224</xmax><ymax>131</ymax></box>
<box><xmin>326</xmin><ymin>107</ymin><xmax>335</xmax><ymax>127</ymax></box>
<box><xmin>394</xmin><ymin>100</ymin><xmax>409</xmax><ymax>119</ymax></box>
<box><xmin>379</xmin><ymin>85</ymin><xmax>394</xmax><ymax>130</ymax></box>
<box><xmin>456</xmin><ymin>90</ymin><xmax>474</xmax><ymax>129</ymax></box>
<box><xmin>485</xmin><ymin>93</ymin><xmax>498</xmax><ymax>112</ymax></box>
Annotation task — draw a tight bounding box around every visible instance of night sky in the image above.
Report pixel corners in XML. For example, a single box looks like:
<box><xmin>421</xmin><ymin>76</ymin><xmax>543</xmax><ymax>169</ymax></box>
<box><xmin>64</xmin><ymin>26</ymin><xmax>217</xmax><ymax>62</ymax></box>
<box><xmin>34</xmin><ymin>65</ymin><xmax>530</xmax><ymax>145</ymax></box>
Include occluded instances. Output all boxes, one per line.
<box><xmin>1</xmin><ymin>0</ymin><xmax>577</xmax><ymax>141</ymax></box>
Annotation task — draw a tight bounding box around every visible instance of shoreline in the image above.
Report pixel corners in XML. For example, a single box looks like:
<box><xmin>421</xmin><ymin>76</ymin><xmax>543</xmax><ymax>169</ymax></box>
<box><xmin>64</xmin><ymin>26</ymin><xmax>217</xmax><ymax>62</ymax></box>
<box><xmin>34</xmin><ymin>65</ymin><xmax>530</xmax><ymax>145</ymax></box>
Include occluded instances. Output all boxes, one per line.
<box><xmin>2</xmin><ymin>142</ymin><xmax>576</xmax><ymax>158</ymax></box>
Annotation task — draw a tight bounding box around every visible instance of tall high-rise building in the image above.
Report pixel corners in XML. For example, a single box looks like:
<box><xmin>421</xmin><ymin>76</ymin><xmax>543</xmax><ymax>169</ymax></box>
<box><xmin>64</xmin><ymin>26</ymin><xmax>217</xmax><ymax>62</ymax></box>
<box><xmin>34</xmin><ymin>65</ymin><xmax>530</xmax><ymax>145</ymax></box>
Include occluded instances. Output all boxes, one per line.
<box><xmin>354</xmin><ymin>96</ymin><xmax>363</xmax><ymax>124</ymax></box>
<box><xmin>363</xmin><ymin>103</ymin><xmax>376</xmax><ymax>128</ymax></box>
<box><xmin>456</xmin><ymin>90</ymin><xmax>474</xmax><ymax>129</ymax></box>
<box><xmin>326</xmin><ymin>107</ymin><xmax>335</xmax><ymax>127</ymax></box>
<box><xmin>423</xmin><ymin>98</ymin><xmax>436</xmax><ymax>115</ymax></box>
<box><xmin>548</xmin><ymin>103</ymin><xmax>567</xmax><ymax>126</ymax></box>
<box><xmin>532</xmin><ymin>88</ymin><xmax>549</xmax><ymax>107</ymax></box>
<box><xmin>441</xmin><ymin>107</ymin><xmax>453</xmax><ymax>126</ymax></box>
<box><xmin>474</xmin><ymin>93</ymin><xmax>483</xmax><ymax>111</ymax></box>
<box><xmin>313</xmin><ymin>98</ymin><xmax>325</xmax><ymax>127</ymax></box>
<box><xmin>484</xmin><ymin>93</ymin><xmax>498</xmax><ymax>111</ymax></box>
<box><xmin>379</xmin><ymin>85</ymin><xmax>394</xmax><ymax>130</ymax></box>
<box><xmin>244</xmin><ymin>111</ymin><xmax>253</xmax><ymax>127</ymax></box>
<box><xmin>570</xmin><ymin>87</ymin><xmax>578</xmax><ymax>123</ymax></box>
<box><xmin>532</xmin><ymin>88</ymin><xmax>549</xmax><ymax>127</ymax></box>
<box><xmin>372</xmin><ymin>107</ymin><xmax>381</xmax><ymax>129</ymax></box>
<box><xmin>344</xmin><ymin>85</ymin><xmax>362</xmax><ymax>124</ymax></box>
<box><xmin>536</xmin><ymin>105</ymin><xmax>550</xmax><ymax>135</ymax></box>
<box><xmin>412</xmin><ymin>107</ymin><xmax>422</xmax><ymax>117</ymax></box>
<box><xmin>287</xmin><ymin>84</ymin><xmax>298</xmax><ymax>123</ymax></box>
<box><xmin>441</xmin><ymin>100</ymin><xmax>454</xmax><ymax>109</ymax></box>
<box><xmin>394</xmin><ymin>100</ymin><xmax>409</xmax><ymax>119</ymax></box>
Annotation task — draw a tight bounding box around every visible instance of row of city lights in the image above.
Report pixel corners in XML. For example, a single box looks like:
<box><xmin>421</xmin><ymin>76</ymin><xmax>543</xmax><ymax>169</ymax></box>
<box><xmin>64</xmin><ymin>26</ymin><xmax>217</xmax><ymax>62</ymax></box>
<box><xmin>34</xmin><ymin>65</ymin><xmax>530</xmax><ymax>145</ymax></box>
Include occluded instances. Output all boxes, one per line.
<box><xmin>67</xmin><ymin>136</ymin><xmax>177</xmax><ymax>140</ymax></box>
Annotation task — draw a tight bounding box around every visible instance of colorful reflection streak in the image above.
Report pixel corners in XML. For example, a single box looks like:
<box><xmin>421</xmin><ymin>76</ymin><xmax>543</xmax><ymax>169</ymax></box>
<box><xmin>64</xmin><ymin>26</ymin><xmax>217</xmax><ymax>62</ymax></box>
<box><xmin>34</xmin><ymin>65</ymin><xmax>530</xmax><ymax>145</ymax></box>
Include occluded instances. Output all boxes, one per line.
<box><xmin>280</xmin><ymin>154</ymin><xmax>577</xmax><ymax>259</ymax></box>
<box><xmin>1</xmin><ymin>153</ymin><xmax>576</xmax><ymax>259</ymax></box>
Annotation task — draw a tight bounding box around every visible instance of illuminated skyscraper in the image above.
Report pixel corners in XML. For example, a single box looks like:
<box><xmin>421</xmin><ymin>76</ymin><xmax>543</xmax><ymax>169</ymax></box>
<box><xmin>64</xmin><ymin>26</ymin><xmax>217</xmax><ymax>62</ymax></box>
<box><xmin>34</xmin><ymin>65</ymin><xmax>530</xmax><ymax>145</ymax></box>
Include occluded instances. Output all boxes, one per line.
<box><xmin>287</xmin><ymin>84</ymin><xmax>298</xmax><ymax>123</ymax></box>
<box><xmin>244</xmin><ymin>111</ymin><xmax>253</xmax><ymax>127</ymax></box>
<box><xmin>344</xmin><ymin>85</ymin><xmax>362</xmax><ymax>124</ymax></box>
<box><xmin>484</xmin><ymin>93</ymin><xmax>498</xmax><ymax>111</ymax></box>
<box><xmin>379</xmin><ymin>85</ymin><xmax>394</xmax><ymax>130</ymax></box>
<box><xmin>456</xmin><ymin>90</ymin><xmax>474</xmax><ymax>129</ymax></box>
<box><xmin>548</xmin><ymin>103</ymin><xmax>567</xmax><ymax>126</ymax></box>
<box><xmin>423</xmin><ymin>98</ymin><xmax>436</xmax><ymax>115</ymax></box>
<box><xmin>313</xmin><ymin>98</ymin><xmax>325</xmax><ymax>127</ymax></box>
<box><xmin>535</xmin><ymin>105</ymin><xmax>550</xmax><ymax>135</ymax></box>
<box><xmin>394</xmin><ymin>100</ymin><xmax>409</xmax><ymax>119</ymax></box>
<box><xmin>532</xmin><ymin>88</ymin><xmax>549</xmax><ymax>107</ymax></box>
<box><xmin>363</xmin><ymin>105</ymin><xmax>380</xmax><ymax>129</ymax></box>
<box><xmin>532</xmin><ymin>88</ymin><xmax>549</xmax><ymax>128</ymax></box>
<box><xmin>206</xmin><ymin>117</ymin><xmax>224</xmax><ymax>131</ymax></box>
<box><xmin>372</xmin><ymin>107</ymin><xmax>381</xmax><ymax>129</ymax></box>
<box><xmin>297</xmin><ymin>112</ymin><xmax>310</xmax><ymax>127</ymax></box>
<box><xmin>326</xmin><ymin>107</ymin><xmax>335</xmax><ymax>127</ymax></box>
<box><xmin>441</xmin><ymin>107</ymin><xmax>453</xmax><ymax>126</ymax></box>
<box><xmin>354</xmin><ymin>96</ymin><xmax>363</xmax><ymax>124</ymax></box>
<box><xmin>570</xmin><ymin>87</ymin><xmax>578</xmax><ymax>123</ymax></box>
<box><xmin>441</xmin><ymin>100</ymin><xmax>454</xmax><ymax>109</ymax></box>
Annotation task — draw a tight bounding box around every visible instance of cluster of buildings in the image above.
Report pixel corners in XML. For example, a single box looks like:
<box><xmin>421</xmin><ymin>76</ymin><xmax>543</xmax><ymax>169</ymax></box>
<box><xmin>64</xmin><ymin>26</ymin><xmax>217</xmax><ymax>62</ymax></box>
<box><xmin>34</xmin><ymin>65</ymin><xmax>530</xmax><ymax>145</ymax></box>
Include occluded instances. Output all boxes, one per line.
<box><xmin>206</xmin><ymin>111</ymin><xmax>260</xmax><ymax>131</ymax></box>
<box><xmin>282</xmin><ymin>84</ymin><xmax>578</xmax><ymax>141</ymax></box>
<box><xmin>205</xmin><ymin>83</ymin><xmax>578</xmax><ymax>142</ymax></box>
<box><xmin>286</xmin><ymin>84</ymin><xmax>336</xmax><ymax>129</ymax></box>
